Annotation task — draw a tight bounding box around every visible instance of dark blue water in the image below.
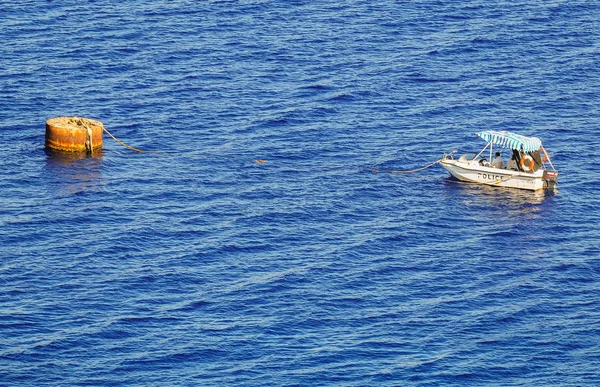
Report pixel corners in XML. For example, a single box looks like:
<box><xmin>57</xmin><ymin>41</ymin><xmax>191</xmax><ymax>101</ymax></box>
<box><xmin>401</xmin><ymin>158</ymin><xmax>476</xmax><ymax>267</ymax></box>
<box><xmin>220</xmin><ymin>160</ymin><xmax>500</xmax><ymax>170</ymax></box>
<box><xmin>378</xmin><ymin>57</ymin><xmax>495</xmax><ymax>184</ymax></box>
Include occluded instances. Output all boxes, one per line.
<box><xmin>2</xmin><ymin>1</ymin><xmax>600</xmax><ymax>385</ymax></box>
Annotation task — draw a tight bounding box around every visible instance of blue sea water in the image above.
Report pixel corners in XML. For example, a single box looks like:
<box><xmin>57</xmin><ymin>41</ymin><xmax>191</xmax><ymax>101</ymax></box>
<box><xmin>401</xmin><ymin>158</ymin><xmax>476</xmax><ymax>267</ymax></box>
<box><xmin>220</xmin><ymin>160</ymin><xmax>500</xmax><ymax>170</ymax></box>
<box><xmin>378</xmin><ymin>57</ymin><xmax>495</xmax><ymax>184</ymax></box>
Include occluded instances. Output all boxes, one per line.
<box><xmin>1</xmin><ymin>0</ymin><xmax>600</xmax><ymax>385</ymax></box>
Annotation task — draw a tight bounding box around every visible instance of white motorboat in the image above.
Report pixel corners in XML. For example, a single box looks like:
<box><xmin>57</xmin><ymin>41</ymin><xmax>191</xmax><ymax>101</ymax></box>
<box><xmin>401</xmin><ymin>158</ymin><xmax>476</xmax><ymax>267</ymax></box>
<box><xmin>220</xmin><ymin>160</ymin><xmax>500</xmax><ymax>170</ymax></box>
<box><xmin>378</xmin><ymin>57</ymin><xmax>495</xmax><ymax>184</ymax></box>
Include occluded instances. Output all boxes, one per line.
<box><xmin>441</xmin><ymin>131</ymin><xmax>558</xmax><ymax>191</ymax></box>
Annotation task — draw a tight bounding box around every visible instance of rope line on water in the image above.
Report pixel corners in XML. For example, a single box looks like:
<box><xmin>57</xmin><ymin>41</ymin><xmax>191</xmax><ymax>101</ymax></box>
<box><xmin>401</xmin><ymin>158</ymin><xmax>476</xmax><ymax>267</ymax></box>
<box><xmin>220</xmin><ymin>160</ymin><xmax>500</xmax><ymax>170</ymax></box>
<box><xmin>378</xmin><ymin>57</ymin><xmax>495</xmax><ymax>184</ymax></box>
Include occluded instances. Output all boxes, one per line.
<box><xmin>102</xmin><ymin>126</ymin><xmax>168</xmax><ymax>156</ymax></box>
<box><xmin>368</xmin><ymin>159</ymin><xmax>442</xmax><ymax>174</ymax></box>
<box><xmin>255</xmin><ymin>159</ymin><xmax>442</xmax><ymax>174</ymax></box>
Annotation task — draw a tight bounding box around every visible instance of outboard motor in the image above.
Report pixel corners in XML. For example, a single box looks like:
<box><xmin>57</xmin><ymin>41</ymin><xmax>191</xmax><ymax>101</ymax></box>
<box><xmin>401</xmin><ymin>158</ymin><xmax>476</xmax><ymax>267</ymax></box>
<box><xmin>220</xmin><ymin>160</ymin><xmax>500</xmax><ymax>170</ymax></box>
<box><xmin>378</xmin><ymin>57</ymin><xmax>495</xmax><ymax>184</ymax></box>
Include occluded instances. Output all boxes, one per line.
<box><xmin>543</xmin><ymin>169</ymin><xmax>559</xmax><ymax>190</ymax></box>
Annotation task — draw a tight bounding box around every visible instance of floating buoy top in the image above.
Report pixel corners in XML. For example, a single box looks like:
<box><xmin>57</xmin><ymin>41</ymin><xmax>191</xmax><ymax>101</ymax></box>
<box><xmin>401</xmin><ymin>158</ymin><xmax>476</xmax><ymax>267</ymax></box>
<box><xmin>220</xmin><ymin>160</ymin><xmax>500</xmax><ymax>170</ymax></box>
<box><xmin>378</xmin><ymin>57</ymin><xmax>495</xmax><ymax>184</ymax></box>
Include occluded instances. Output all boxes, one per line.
<box><xmin>45</xmin><ymin>116</ymin><xmax>103</xmax><ymax>153</ymax></box>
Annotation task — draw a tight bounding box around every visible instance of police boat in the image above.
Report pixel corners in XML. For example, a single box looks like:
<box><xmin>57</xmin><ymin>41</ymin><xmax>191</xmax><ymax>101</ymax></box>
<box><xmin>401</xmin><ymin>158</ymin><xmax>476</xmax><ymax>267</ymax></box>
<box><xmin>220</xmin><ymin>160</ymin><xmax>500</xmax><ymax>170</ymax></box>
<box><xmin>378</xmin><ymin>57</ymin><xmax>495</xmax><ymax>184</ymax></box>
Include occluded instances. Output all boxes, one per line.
<box><xmin>441</xmin><ymin>131</ymin><xmax>558</xmax><ymax>191</ymax></box>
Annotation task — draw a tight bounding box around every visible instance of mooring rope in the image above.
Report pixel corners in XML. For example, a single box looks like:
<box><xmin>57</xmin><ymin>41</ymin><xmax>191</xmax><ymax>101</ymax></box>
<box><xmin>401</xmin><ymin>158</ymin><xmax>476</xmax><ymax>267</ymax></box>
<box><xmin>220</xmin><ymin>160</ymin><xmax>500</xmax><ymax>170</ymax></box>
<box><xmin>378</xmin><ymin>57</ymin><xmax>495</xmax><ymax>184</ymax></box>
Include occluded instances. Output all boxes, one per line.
<box><xmin>84</xmin><ymin>123</ymin><xmax>93</xmax><ymax>153</ymax></box>
<box><xmin>102</xmin><ymin>125</ymin><xmax>168</xmax><ymax>156</ymax></box>
<box><xmin>367</xmin><ymin>159</ymin><xmax>442</xmax><ymax>174</ymax></box>
<box><xmin>255</xmin><ymin>159</ymin><xmax>442</xmax><ymax>174</ymax></box>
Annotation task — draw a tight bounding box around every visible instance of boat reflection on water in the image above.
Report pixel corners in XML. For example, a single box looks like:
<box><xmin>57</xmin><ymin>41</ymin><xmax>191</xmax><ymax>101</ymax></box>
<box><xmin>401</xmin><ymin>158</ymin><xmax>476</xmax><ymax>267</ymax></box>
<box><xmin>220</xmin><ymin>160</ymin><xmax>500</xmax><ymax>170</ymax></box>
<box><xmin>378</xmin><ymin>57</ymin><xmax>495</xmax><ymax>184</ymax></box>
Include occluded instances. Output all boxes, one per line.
<box><xmin>443</xmin><ymin>176</ymin><xmax>557</xmax><ymax>220</ymax></box>
<box><xmin>445</xmin><ymin>177</ymin><xmax>554</xmax><ymax>203</ymax></box>
<box><xmin>44</xmin><ymin>149</ymin><xmax>105</xmax><ymax>195</ymax></box>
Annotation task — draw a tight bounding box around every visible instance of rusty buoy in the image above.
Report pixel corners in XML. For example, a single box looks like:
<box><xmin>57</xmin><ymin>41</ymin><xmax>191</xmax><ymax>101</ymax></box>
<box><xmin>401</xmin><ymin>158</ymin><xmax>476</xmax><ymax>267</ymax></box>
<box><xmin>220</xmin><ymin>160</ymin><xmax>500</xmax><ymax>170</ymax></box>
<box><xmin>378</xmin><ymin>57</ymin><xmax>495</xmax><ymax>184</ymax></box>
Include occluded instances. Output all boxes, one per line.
<box><xmin>45</xmin><ymin>116</ymin><xmax>103</xmax><ymax>152</ymax></box>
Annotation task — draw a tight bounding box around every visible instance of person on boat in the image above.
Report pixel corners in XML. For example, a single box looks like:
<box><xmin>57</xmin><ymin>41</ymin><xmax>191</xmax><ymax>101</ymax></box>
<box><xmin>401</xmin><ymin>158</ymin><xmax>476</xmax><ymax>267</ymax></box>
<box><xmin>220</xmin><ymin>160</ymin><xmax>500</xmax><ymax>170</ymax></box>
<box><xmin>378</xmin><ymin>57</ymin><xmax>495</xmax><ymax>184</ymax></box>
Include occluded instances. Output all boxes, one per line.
<box><xmin>507</xmin><ymin>150</ymin><xmax>518</xmax><ymax>170</ymax></box>
<box><xmin>492</xmin><ymin>152</ymin><xmax>503</xmax><ymax>168</ymax></box>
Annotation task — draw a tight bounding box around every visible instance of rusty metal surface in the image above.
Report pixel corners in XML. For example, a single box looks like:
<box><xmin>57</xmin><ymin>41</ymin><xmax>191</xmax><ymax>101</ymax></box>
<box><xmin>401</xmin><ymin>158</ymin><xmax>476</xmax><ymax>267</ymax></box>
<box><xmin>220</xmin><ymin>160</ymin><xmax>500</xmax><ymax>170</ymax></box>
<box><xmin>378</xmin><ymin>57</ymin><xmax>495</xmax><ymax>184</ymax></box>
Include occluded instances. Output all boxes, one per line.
<box><xmin>45</xmin><ymin>117</ymin><xmax>103</xmax><ymax>152</ymax></box>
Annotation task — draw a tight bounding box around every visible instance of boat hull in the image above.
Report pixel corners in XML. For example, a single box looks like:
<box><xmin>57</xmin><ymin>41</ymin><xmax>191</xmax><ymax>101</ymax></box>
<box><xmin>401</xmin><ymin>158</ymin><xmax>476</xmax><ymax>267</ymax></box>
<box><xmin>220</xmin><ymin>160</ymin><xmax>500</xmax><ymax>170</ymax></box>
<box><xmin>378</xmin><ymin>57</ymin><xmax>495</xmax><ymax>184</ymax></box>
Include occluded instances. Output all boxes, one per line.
<box><xmin>441</xmin><ymin>159</ymin><xmax>548</xmax><ymax>191</ymax></box>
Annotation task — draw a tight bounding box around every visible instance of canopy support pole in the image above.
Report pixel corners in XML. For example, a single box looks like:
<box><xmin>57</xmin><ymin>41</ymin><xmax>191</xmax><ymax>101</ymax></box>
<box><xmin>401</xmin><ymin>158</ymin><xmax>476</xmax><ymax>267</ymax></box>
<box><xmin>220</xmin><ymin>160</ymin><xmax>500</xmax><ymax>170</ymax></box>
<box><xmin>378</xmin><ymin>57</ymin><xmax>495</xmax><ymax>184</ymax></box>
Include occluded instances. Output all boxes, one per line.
<box><xmin>474</xmin><ymin>142</ymin><xmax>490</xmax><ymax>160</ymax></box>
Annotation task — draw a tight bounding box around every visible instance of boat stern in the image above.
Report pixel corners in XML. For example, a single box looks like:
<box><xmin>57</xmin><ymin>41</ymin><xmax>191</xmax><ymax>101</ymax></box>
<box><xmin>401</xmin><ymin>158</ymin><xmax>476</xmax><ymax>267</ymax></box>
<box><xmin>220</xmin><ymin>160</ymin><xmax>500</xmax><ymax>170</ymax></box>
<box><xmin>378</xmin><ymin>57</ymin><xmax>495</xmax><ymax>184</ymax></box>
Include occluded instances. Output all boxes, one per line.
<box><xmin>543</xmin><ymin>169</ymin><xmax>559</xmax><ymax>190</ymax></box>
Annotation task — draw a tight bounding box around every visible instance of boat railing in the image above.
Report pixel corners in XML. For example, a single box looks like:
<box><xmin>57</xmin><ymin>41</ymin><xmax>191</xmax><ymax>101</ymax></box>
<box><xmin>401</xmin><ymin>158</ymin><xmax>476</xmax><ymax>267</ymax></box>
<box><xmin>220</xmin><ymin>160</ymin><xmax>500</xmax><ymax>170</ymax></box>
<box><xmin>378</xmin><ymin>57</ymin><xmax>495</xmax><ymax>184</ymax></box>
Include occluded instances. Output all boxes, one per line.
<box><xmin>442</xmin><ymin>150</ymin><xmax>459</xmax><ymax>161</ymax></box>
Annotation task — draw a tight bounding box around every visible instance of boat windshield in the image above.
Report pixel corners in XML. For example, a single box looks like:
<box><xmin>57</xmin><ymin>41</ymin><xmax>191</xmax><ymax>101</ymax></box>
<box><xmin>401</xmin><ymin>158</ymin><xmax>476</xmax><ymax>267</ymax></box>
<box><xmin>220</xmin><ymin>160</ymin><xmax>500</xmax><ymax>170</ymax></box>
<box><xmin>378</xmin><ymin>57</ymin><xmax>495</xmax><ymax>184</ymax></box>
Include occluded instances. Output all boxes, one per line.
<box><xmin>458</xmin><ymin>153</ymin><xmax>481</xmax><ymax>162</ymax></box>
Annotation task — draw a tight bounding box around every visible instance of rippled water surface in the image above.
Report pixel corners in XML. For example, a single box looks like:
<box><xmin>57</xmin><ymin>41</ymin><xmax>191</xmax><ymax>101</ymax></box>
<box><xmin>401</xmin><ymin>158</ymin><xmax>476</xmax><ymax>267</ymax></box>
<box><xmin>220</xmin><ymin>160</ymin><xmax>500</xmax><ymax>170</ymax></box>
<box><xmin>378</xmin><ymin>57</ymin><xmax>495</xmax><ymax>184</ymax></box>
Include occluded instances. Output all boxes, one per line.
<box><xmin>2</xmin><ymin>1</ymin><xmax>600</xmax><ymax>385</ymax></box>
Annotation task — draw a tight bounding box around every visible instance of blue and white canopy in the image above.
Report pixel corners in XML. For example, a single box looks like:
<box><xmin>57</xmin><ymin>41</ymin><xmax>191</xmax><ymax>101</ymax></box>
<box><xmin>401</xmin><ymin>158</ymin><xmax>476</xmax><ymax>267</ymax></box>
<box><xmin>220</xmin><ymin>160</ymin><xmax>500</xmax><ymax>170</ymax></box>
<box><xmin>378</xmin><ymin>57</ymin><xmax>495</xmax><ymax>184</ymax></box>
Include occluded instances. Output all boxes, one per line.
<box><xmin>476</xmin><ymin>131</ymin><xmax>542</xmax><ymax>152</ymax></box>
